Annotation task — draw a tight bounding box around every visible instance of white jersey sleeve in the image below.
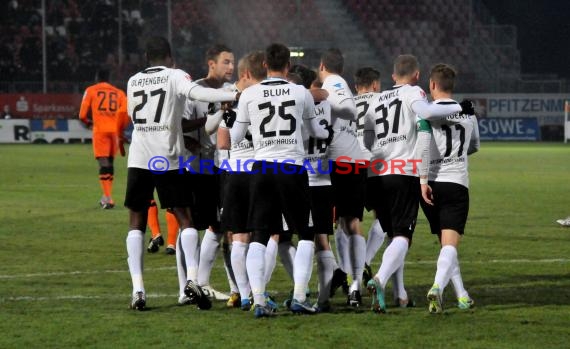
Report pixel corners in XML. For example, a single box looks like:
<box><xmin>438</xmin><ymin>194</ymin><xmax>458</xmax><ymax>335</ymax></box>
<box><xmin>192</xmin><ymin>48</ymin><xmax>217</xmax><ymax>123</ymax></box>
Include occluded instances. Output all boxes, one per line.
<box><xmin>468</xmin><ymin>115</ymin><xmax>480</xmax><ymax>155</ymax></box>
<box><xmin>323</xmin><ymin>76</ymin><xmax>362</xmax><ymax>163</ymax></box>
<box><xmin>322</xmin><ymin>74</ymin><xmax>357</xmax><ymax>121</ymax></box>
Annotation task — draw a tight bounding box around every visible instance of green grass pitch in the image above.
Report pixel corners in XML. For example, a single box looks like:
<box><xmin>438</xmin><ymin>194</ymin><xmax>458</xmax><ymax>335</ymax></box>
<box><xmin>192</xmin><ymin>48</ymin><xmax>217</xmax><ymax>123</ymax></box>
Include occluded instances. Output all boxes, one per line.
<box><xmin>0</xmin><ymin>143</ymin><xmax>569</xmax><ymax>348</ymax></box>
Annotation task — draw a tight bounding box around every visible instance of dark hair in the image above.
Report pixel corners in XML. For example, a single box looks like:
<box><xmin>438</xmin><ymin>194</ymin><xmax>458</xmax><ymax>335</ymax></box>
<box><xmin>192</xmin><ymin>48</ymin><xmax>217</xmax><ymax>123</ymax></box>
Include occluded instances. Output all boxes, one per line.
<box><xmin>354</xmin><ymin>67</ymin><xmax>380</xmax><ymax>88</ymax></box>
<box><xmin>145</xmin><ymin>36</ymin><xmax>171</xmax><ymax>62</ymax></box>
<box><xmin>320</xmin><ymin>48</ymin><xmax>344</xmax><ymax>74</ymax></box>
<box><xmin>393</xmin><ymin>54</ymin><xmax>419</xmax><ymax>77</ymax></box>
<box><xmin>289</xmin><ymin>64</ymin><xmax>317</xmax><ymax>89</ymax></box>
<box><xmin>430</xmin><ymin>63</ymin><xmax>456</xmax><ymax>92</ymax></box>
<box><xmin>96</xmin><ymin>69</ymin><xmax>110</xmax><ymax>82</ymax></box>
<box><xmin>246</xmin><ymin>51</ymin><xmax>266</xmax><ymax>81</ymax></box>
<box><xmin>265</xmin><ymin>43</ymin><xmax>290</xmax><ymax>71</ymax></box>
<box><xmin>205</xmin><ymin>44</ymin><xmax>233</xmax><ymax>64</ymax></box>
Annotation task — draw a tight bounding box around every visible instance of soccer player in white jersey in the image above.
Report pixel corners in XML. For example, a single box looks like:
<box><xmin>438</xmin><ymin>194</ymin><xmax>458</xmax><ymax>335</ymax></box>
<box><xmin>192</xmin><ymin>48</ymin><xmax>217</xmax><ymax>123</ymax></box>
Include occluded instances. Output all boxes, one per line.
<box><xmin>290</xmin><ymin>68</ymin><xmax>337</xmax><ymax>312</ymax></box>
<box><xmin>124</xmin><ymin>37</ymin><xmax>238</xmax><ymax>311</ymax></box>
<box><xmin>319</xmin><ymin>48</ymin><xmax>367</xmax><ymax>307</ymax></box>
<box><xmin>182</xmin><ymin>44</ymin><xmax>238</xmax><ymax>303</ymax></box>
<box><xmin>217</xmin><ymin>51</ymin><xmax>268</xmax><ymax>311</ymax></box>
<box><xmin>354</xmin><ymin>67</ymin><xmax>385</xmax><ymax>282</ymax></box>
<box><xmin>419</xmin><ymin>64</ymin><xmax>480</xmax><ymax>313</ymax></box>
<box><xmin>229</xmin><ymin>43</ymin><xmax>331</xmax><ymax>317</ymax></box>
<box><xmin>363</xmin><ymin>54</ymin><xmax>468</xmax><ymax>313</ymax></box>
<box><xmin>355</xmin><ymin>68</ymin><xmax>414</xmax><ymax>308</ymax></box>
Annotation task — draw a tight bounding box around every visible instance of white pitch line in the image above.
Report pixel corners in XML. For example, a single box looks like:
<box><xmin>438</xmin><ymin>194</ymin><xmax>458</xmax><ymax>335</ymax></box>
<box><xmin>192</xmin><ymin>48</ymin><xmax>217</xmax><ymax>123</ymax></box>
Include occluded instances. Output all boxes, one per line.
<box><xmin>2</xmin><ymin>293</ymin><xmax>177</xmax><ymax>302</ymax></box>
<box><xmin>0</xmin><ymin>266</ymin><xmax>175</xmax><ymax>279</ymax></box>
<box><xmin>404</xmin><ymin>258</ymin><xmax>570</xmax><ymax>265</ymax></box>
<box><xmin>0</xmin><ymin>258</ymin><xmax>568</xmax><ymax>280</ymax></box>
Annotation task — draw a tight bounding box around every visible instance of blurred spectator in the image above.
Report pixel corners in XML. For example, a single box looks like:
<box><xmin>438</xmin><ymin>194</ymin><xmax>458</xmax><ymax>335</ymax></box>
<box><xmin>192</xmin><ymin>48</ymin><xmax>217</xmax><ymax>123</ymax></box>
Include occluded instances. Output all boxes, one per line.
<box><xmin>0</xmin><ymin>0</ymin><xmax>216</xmax><ymax>92</ymax></box>
<box><xmin>2</xmin><ymin>105</ymin><xmax>12</xmax><ymax>119</ymax></box>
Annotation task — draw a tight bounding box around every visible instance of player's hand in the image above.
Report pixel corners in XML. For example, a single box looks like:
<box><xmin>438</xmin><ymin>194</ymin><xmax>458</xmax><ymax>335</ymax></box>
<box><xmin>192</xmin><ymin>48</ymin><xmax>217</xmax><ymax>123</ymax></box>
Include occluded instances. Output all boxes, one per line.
<box><xmin>223</xmin><ymin>109</ymin><xmax>237</xmax><ymax>128</ymax></box>
<box><xmin>118</xmin><ymin>139</ymin><xmax>126</xmax><ymax>157</ymax></box>
<box><xmin>117</xmin><ymin>135</ymin><xmax>127</xmax><ymax>156</ymax></box>
<box><xmin>81</xmin><ymin>120</ymin><xmax>93</xmax><ymax>130</ymax></box>
<box><xmin>183</xmin><ymin>135</ymin><xmax>201</xmax><ymax>152</ymax></box>
<box><xmin>421</xmin><ymin>183</ymin><xmax>434</xmax><ymax>206</ymax></box>
<box><xmin>310</xmin><ymin>88</ymin><xmax>329</xmax><ymax>102</ymax></box>
<box><xmin>221</xmin><ymin>101</ymin><xmax>233</xmax><ymax>111</ymax></box>
<box><xmin>460</xmin><ymin>99</ymin><xmax>475</xmax><ymax>115</ymax></box>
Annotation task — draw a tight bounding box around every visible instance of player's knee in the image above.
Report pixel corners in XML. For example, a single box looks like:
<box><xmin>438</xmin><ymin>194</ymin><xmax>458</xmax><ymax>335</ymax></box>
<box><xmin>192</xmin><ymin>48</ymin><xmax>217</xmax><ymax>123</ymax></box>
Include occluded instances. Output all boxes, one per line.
<box><xmin>99</xmin><ymin>166</ymin><xmax>114</xmax><ymax>175</ymax></box>
<box><xmin>251</xmin><ymin>231</ymin><xmax>270</xmax><ymax>245</ymax></box>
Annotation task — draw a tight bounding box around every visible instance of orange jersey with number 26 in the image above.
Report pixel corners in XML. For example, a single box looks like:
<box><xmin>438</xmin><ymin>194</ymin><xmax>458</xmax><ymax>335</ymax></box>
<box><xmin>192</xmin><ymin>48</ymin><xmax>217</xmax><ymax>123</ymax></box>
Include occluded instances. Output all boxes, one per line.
<box><xmin>79</xmin><ymin>82</ymin><xmax>129</xmax><ymax>134</ymax></box>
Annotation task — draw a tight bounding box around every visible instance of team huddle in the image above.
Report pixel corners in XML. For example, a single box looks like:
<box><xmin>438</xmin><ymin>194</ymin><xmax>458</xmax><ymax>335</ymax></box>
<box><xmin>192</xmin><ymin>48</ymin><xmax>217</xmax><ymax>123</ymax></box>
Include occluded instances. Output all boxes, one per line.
<box><xmin>108</xmin><ymin>36</ymin><xmax>480</xmax><ymax>317</ymax></box>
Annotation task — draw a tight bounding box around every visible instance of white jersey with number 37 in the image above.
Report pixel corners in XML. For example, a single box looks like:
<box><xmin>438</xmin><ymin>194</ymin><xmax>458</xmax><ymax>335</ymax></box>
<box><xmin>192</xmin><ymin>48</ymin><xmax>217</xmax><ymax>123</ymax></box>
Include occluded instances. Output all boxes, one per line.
<box><xmin>366</xmin><ymin>84</ymin><xmax>427</xmax><ymax>176</ymax></box>
<box><xmin>127</xmin><ymin>66</ymin><xmax>198</xmax><ymax>170</ymax></box>
<box><xmin>235</xmin><ymin>78</ymin><xmax>315</xmax><ymax>164</ymax></box>
<box><xmin>428</xmin><ymin>99</ymin><xmax>479</xmax><ymax>188</ymax></box>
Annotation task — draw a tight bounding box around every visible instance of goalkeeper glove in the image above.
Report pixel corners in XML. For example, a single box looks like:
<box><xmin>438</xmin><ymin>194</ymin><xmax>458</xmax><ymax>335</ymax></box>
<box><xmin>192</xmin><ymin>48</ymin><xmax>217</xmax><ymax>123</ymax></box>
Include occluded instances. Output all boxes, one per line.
<box><xmin>223</xmin><ymin>109</ymin><xmax>237</xmax><ymax>128</ymax></box>
<box><xmin>460</xmin><ymin>99</ymin><xmax>475</xmax><ymax>115</ymax></box>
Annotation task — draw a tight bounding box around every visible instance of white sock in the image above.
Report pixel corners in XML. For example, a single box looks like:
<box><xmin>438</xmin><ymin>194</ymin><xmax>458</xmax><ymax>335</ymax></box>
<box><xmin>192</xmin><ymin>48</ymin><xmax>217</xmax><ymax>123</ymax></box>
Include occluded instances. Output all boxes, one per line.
<box><xmin>451</xmin><ymin>260</ymin><xmax>469</xmax><ymax>298</ymax></box>
<box><xmin>335</xmin><ymin>225</ymin><xmax>351</xmax><ymax>273</ymax></box>
<box><xmin>316</xmin><ymin>250</ymin><xmax>335</xmax><ymax>304</ymax></box>
<box><xmin>223</xmin><ymin>243</ymin><xmax>239</xmax><ymax>293</ymax></box>
<box><xmin>349</xmin><ymin>234</ymin><xmax>366</xmax><ymax>292</ymax></box>
<box><xmin>197</xmin><ymin>229</ymin><xmax>222</xmax><ymax>286</ymax></box>
<box><xmin>264</xmin><ymin>237</ymin><xmax>278</xmax><ymax>284</ymax></box>
<box><xmin>126</xmin><ymin>230</ymin><xmax>144</xmax><ymax>294</ymax></box>
<box><xmin>375</xmin><ymin>237</ymin><xmax>408</xmax><ymax>289</ymax></box>
<box><xmin>231</xmin><ymin>241</ymin><xmax>251</xmax><ymax>300</ymax></box>
<box><xmin>393</xmin><ymin>265</ymin><xmax>407</xmax><ymax>302</ymax></box>
<box><xmin>434</xmin><ymin>245</ymin><xmax>458</xmax><ymax>291</ymax></box>
<box><xmin>180</xmin><ymin>228</ymin><xmax>200</xmax><ymax>281</ymax></box>
<box><xmin>278</xmin><ymin>240</ymin><xmax>296</xmax><ymax>281</ymax></box>
<box><xmin>293</xmin><ymin>240</ymin><xmax>315</xmax><ymax>302</ymax></box>
<box><xmin>176</xmin><ymin>233</ymin><xmax>188</xmax><ymax>297</ymax></box>
<box><xmin>365</xmin><ymin>220</ymin><xmax>386</xmax><ymax>265</ymax></box>
<box><xmin>246</xmin><ymin>242</ymin><xmax>266</xmax><ymax>306</ymax></box>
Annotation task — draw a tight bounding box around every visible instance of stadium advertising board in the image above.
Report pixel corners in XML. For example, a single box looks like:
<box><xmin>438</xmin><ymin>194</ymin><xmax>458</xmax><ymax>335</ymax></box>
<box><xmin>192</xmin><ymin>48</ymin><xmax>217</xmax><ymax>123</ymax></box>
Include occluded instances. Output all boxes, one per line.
<box><xmin>478</xmin><ymin>117</ymin><xmax>539</xmax><ymax>141</ymax></box>
<box><xmin>0</xmin><ymin>119</ymin><xmax>32</xmax><ymax>143</ymax></box>
<box><xmin>0</xmin><ymin>94</ymin><xmax>82</xmax><ymax>119</ymax></box>
<box><xmin>0</xmin><ymin>119</ymin><xmax>92</xmax><ymax>144</ymax></box>
<box><xmin>455</xmin><ymin>93</ymin><xmax>569</xmax><ymax>120</ymax></box>
<box><xmin>454</xmin><ymin>94</ymin><xmax>569</xmax><ymax>141</ymax></box>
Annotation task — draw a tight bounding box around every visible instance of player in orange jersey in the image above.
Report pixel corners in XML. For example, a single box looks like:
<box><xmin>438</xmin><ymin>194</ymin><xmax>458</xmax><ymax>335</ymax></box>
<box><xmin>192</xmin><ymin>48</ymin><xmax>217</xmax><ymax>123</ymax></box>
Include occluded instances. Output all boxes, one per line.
<box><xmin>79</xmin><ymin>69</ymin><xmax>129</xmax><ymax>209</ymax></box>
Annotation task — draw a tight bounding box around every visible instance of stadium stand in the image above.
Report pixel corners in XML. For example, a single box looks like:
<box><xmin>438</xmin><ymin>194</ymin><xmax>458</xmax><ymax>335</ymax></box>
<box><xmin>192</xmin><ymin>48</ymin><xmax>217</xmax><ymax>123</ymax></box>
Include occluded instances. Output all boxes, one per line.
<box><xmin>0</xmin><ymin>0</ymin><xmax>567</xmax><ymax>93</ymax></box>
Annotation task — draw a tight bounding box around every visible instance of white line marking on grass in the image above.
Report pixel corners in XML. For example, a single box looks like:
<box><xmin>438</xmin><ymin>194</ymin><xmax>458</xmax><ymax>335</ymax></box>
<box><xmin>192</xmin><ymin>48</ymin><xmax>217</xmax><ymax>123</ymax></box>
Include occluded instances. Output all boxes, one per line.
<box><xmin>0</xmin><ymin>259</ymin><xmax>568</xmax><ymax>280</ymax></box>
<box><xmin>405</xmin><ymin>258</ymin><xmax>570</xmax><ymax>265</ymax></box>
<box><xmin>0</xmin><ymin>266</ymin><xmax>175</xmax><ymax>279</ymax></box>
<box><xmin>2</xmin><ymin>293</ymin><xmax>177</xmax><ymax>302</ymax></box>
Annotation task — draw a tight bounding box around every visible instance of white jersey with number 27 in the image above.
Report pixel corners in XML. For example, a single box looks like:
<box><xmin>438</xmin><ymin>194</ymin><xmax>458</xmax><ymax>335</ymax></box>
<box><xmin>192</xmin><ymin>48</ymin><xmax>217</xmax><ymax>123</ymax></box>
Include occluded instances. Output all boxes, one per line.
<box><xmin>127</xmin><ymin>66</ymin><xmax>235</xmax><ymax>170</ymax></box>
